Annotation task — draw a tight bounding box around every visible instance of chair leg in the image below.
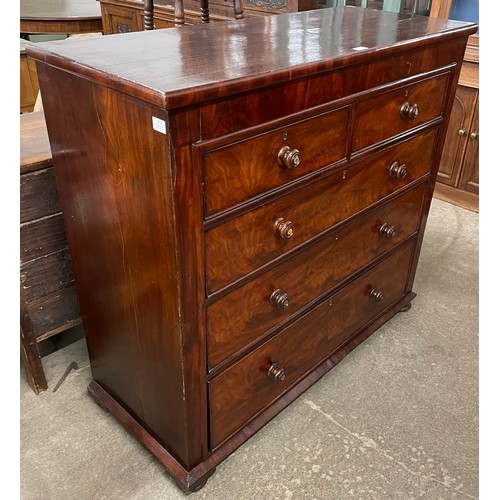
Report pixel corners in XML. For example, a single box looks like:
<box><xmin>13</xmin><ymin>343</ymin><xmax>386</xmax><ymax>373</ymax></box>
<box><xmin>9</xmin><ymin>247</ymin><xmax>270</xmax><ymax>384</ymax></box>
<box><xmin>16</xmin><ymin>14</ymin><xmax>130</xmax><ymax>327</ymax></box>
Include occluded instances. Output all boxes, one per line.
<box><xmin>200</xmin><ymin>0</ymin><xmax>210</xmax><ymax>22</ymax></box>
<box><xmin>234</xmin><ymin>0</ymin><xmax>244</xmax><ymax>19</ymax></box>
<box><xmin>143</xmin><ymin>0</ymin><xmax>155</xmax><ymax>30</ymax></box>
<box><xmin>174</xmin><ymin>0</ymin><xmax>185</xmax><ymax>25</ymax></box>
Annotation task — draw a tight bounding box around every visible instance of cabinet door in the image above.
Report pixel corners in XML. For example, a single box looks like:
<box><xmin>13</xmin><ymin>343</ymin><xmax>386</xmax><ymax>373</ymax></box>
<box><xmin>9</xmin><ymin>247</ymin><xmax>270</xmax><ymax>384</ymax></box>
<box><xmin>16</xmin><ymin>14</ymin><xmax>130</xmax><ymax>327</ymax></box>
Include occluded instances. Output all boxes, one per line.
<box><xmin>437</xmin><ymin>86</ymin><xmax>477</xmax><ymax>187</ymax></box>
<box><xmin>101</xmin><ymin>3</ymin><xmax>142</xmax><ymax>34</ymax></box>
<box><xmin>459</xmin><ymin>94</ymin><xmax>479</xmax><ymax>194</ymax></box>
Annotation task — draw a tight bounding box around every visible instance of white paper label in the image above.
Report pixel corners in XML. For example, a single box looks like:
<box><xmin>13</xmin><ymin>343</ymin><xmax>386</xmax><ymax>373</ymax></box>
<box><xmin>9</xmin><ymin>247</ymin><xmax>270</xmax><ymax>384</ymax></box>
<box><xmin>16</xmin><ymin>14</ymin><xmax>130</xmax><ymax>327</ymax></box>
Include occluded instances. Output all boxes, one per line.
<box><xmin>152</xmin><ymin>116</ymin><xmax>167</xmax><ymax>134</ymax></box>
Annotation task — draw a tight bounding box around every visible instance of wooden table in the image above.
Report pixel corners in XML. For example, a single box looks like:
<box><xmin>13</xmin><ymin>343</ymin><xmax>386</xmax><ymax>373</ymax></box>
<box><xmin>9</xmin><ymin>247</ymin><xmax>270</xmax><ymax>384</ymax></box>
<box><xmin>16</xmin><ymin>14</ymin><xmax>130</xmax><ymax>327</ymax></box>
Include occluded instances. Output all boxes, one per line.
<box><xmin>20</xmin><ymin>0</ymin><xmax>103</xmax><ymax>35</ymax></box>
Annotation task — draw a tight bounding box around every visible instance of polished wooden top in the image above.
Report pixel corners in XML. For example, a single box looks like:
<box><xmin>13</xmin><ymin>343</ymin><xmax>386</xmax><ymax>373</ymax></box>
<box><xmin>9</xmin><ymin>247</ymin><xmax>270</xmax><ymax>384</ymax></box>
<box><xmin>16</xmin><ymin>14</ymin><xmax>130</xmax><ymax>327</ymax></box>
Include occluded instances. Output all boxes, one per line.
<box><xmin>27</xmin><ymin>7</ymin><xmax>477</xmax><ymax>109</ymax></box>
<box><xmin>20</xmin><ymin>0</ymin><xmax>102</xmax><ymax>21</ymax></box>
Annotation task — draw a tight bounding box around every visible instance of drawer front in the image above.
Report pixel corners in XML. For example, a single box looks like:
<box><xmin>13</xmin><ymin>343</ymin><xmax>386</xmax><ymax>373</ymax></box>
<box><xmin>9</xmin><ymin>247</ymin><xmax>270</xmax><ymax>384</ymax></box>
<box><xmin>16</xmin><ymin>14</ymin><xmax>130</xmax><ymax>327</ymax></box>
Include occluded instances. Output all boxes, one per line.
<box><xmin>202</xmin><ymin>106</ymin><xmax>349</xmax><ymax>216</ymax></box>
<box><xmin>20</xmin><ymin>167</ymin><xmax>61</xmax><ymax>223</ymax></box>
<box><xmin>206</xmin><ymin>129</ymin><xmax>436</xmax><ymax>292</ymax></box>
<box><xmin>207</xmin><ymin>183</ymin><xmax>425</xmax><ymax>368</ymax></box>
<box><xmin>352</xmin><ymin>72</ymin><xmax>449</xmax><ymax>152</ymax></box>
<box><xmin>209</xmin><ymin>241</ymin><xmax>415</xmax><ymax>448</ymax></box>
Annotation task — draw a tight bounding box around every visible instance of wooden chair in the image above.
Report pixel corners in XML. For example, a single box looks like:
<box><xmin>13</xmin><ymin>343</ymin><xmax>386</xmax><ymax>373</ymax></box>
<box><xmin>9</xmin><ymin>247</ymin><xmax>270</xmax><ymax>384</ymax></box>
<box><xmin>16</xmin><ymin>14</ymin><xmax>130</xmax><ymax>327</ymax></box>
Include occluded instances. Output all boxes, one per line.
<box><xmin>143</xmin><ymin>0</ymin><xmax>243</xmax><ymax>30</ymax></box>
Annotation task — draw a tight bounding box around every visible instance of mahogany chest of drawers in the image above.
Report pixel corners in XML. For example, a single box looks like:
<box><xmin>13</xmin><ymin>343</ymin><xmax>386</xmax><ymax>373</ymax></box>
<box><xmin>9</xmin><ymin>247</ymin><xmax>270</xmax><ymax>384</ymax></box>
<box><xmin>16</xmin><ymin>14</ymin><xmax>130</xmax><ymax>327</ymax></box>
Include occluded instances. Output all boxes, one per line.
<box><xmin>28</xmin><ymin>7</ymin><xmax>476</xmax><ymax>492</ymax></box>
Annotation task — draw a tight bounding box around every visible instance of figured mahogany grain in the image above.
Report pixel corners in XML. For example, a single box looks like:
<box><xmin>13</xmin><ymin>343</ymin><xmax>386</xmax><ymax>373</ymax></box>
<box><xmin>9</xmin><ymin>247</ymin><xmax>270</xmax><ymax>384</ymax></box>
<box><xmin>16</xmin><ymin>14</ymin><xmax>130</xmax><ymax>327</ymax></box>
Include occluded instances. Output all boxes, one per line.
<box><xmin>207</xmin><ymin>183</ymin><xmax>426</xmax><ymax>369</ymax></box>
<box><xmin>36</xmin><ymin>64</ymin><xmax>201</xmax><ymax>469</ymax></box>
<box><xmin>205</xmin><ymin>129</ymin><xmax>436</xmax><ymax>292</ymax></box>
<box><xmin>202</xmin><ymin>106</ymin><xmax>349</xmax><ymax>215</ymax></box>
<box><xmin>351</xmin><ymin>71</ymin><xmax>449</xmax><ymax>152</ymax></box>
<box><xmin>209</xmin><ymin>241</ymin><xmax>415</xmax><ymax>448</ymax></box>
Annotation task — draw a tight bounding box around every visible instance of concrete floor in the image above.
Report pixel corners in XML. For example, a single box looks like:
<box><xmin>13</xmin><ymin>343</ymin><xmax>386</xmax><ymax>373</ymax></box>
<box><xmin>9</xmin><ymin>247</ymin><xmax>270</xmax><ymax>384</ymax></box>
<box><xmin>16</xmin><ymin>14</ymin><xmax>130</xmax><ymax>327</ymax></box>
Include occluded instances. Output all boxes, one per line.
<box><xmin>20</xmin><ymin>198</ymin><xmax>479</xmax><ymax>499</ymax></box>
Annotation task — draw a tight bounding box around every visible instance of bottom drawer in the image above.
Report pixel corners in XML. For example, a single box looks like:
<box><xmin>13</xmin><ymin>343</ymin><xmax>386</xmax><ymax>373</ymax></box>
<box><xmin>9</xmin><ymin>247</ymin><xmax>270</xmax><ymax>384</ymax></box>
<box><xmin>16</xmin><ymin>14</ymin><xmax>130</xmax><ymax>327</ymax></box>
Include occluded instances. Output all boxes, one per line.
<box><xmin>208</xmin><ymin>240</ymin><xmax>415</xmax><ymax>448</ymax></box>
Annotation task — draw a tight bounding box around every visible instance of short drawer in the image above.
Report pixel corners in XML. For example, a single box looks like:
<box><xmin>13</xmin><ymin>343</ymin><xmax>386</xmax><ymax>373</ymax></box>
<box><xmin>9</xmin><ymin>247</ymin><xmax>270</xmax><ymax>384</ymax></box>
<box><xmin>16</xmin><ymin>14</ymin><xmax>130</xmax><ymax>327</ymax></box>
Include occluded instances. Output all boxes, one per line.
<box><xmin>207</xmin><ymin>183</ymin><xmax>425</xmax><ymax>368</ymax></box>
<box><xmin>351</xmin><ymin>72</ymin><xmax>449</xmax><ymax>152</ymax></box>
<box><xmin>205</xmin><ymin>129</ymin><xmax>436</xmax><ymax>292</ymax></box>
<box><xmin>201</xmin><ymin>105</ymin><xmax>349</xmax><ymax>216</ymax></box>
<box><xmin>208</xmin><ymin>240</ymin><xmax>415</xmax><ymax>448</ymax></box>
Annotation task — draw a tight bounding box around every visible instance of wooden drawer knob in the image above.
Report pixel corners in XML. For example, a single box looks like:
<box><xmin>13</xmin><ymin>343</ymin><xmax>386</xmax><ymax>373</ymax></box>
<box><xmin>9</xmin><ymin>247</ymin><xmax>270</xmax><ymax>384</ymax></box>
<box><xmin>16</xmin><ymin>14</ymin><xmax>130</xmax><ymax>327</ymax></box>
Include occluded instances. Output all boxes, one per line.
<box><xmin>278</xmin><ymin>145</ymin><xmax>300</xmax><ymax>169</ymax></box>
<box><xmin>369</xmin><ymin>289</ymin><xmax>385</xmax><ymax>302</ymax></box>
<box><xmin>268</xmin><ymin>362</ymin><xmax>286</xmax><ymax>383</ymax></box>
<box><xmin>270</xmin><ymin>289</ymin><xmax>290</xmax><ymax>310</ymax></box>
<box><xmin>399</xmin><ymin>101</ymin><xmax>419</xmax><ymax>120</ymax></box>
<box><xmin>379</xmin><ymin>222</ymin><xmax>396</xmax><ymax>239</ymax></box>
<box><xmin>273</xmin><ymin>217</ymin><xmax>294</xmax><ymax>240</ymax></box>
<box><xmin>389</xmin><ymin>162</ymin><xmax>407</xmax><ymax>179</ymax></box>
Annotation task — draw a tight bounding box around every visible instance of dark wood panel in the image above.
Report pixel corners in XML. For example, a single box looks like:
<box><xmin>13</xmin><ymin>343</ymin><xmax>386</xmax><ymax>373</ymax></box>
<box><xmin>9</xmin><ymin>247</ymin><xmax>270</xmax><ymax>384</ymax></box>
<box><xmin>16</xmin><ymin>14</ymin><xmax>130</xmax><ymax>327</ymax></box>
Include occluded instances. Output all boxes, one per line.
<box><xmin>20</xmin><ymin>168</ymin><xmax>61</xmax><ymax>223</ymax></box>
<box><xmin>202</xmin><ymin>106</ymin><xmax>349</xmax><ymax>215</ymax></box>
<box><xmin>205</xmin><ymin>129</ymin><xmax>436</xmax><ymax>292</ymax></box>
<box><xmin>36</xmin><ymin>64</ymin><xmax>203</xmax><ymax>469</ymax></box>
<box><xmin>20</xmin><ymin>214</ymin><xmax>68</xmax><ymax>264</ymax></box>
<box><xmin>28</xmin><ymin>285</ymin><xmax>81</xmax><ymax>338</ymax></box>
<box><xmin>21</xmin><ymin>247</ymin><xmax>75</xmax><ymax>302</ymax></box>
<box><xmin>207</xmin><ymin>183</ymin><xmax>426</xmax><ymax>369</ymax></box>
<box><xmin>209</xmin><ymin>241</ymin><xmax>415</xmax><ymax>448</ymax></box>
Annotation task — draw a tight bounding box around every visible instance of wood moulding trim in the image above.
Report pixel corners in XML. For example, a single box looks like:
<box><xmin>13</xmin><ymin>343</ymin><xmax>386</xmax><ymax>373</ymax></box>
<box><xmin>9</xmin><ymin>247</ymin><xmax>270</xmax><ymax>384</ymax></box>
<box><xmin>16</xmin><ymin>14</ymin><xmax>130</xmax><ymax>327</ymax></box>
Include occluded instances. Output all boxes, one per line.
<box><xmin>87</xmin><ymin>291</ymin><xmax>415</xmax><ymax>492</ymax></box>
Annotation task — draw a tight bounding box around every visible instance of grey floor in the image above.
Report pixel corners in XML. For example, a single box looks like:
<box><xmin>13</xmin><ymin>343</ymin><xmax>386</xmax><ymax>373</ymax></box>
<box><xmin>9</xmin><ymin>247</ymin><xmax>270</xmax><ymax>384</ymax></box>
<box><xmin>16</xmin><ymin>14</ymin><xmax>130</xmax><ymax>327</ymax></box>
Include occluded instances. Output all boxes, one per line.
<box><xmin>20</xmin><ymin>198</ymin><xmax>479</xmax><ymax>500</ymax></box>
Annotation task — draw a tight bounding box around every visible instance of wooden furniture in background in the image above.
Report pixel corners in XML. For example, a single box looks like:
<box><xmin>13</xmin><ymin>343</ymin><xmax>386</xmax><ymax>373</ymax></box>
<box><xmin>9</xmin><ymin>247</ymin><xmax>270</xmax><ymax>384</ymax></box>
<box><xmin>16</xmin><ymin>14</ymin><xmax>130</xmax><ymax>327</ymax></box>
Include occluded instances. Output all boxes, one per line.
<box><xmin>20</xmin><ymin>0</ymin><xmax>103</xmax><ymax>35</ymax></box>
<box><xmin>431</xmin><ymin>0</ymin><xmax>479</xmax><ymax>211</ymax></box>
<box><xmin>29</xmin><ymin>6</ymin><xmax>476</xmax><ymax>491</ymax></box>
<box><xmin>99</xmin><ymin>0</ymin><xmax>325</xmax><ymax>33</ymax></box>
<box><xmin>20</xmin><ymin>111</ymin><xmax>82</xmax><ymax>394</ymax></box>
<box><xmin>142</xmin><ymin>0</ymin><xmax>244</xmax><ymax>29</ymax></box>
<box><xmin>20</xmin><ymin>40</ymin><xmax>39</xmax><ymax>113</ymax></box>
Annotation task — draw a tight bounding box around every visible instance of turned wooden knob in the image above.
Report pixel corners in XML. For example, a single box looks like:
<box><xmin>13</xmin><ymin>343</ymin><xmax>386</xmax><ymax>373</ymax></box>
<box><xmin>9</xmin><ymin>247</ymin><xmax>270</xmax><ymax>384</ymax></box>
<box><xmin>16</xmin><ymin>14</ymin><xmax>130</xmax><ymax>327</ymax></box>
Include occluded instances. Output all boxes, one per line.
<box><xmin>379</xmin><ymin>222</ymin><xmax>396</xmax><ymax>239</ymax></box>
<box><xmin>400</xmin><ymin>101</ymin><xmax>419</xmax><ymax>120</ymax></box>
<box><xmin>370</xmin><ymin>289</ymin><xmax>385</xmax><ymax>302</ymax></box>
<box><xmin>389</xmin><ymin>162</ymin><xmax>407</xmax><ymax>179</ymax></box>
<box><xmin>270</xmin><ymin>289</ymin><xmax>290</xmax><ymax>310</ymax></box>
<box><xmin>273</xmin><ymin>217</ymin><xmax>294</xmax><ymax>240</ymax></box>
<box><xmin>278</xmin><ymin>145</ymin><xmax>300</xmax><ymax>169</ymax></box>
<box><xmin>268</xmin><ymin>362</ymin><xmax>286</xmax><ymax>382</ymax></box>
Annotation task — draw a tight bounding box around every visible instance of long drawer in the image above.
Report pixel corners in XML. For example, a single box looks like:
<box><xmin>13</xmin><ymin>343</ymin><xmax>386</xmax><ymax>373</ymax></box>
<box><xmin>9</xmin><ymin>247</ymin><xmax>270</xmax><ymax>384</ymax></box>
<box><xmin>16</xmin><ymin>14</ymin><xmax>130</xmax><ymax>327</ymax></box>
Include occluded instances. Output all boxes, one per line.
<box><xmin>201</xmin><ymin>105</ymin><xmax>350</xmax><ymax>216</ymax></box>
<box><xmin>208</xmin><ymin>240</ymin><xmax>415</xmax><ymax>448</ymax></box>
<box><xmin>205</xmin><ymin>129</ymin><xmax>436</xmax><ymax>292</ymax></box>
<box><xmin>207</xmin><ymin>183</ymin><xmax>426</xmax><ymax>369</ymax></box>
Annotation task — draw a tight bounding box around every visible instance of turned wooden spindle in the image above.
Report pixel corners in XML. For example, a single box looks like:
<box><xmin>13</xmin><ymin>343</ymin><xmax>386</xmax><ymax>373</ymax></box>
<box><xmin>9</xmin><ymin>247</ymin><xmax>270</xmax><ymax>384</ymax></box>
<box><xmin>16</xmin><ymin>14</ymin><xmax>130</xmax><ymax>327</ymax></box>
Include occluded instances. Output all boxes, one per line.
<box><xmin>233</xmin><ymin>0</ymin><xmax>244</xmax><ymax>19</ymax></box>
<box><xmin>143</xmin><ymin>0</ymin><xmax>154</xmax><ymax>30</ymax></box>
<box><xmin>174</xmin><ymin>0</ymin><xmax>186</xmax><ymax>26</ymax></box>
<box><xmin>144</xmin><ymin>0</ymin><xmax>242</xmax><ymax>30</ymax></box>
<box><xmin>200</xmin><ymin>0</ymin><xmax>210</xmax><ymax>23</ymax></box>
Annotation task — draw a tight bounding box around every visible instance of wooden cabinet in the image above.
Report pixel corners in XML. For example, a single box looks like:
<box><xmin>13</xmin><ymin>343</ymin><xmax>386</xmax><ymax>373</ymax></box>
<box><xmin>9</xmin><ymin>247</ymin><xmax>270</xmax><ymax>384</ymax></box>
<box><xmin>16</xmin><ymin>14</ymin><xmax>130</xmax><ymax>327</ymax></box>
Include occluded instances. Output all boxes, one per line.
<box><xmin>435</xmin><ymin>84</ymin><xmax>479</xmax><ymax>209</ymax></box>
<box><xmin>20</xmin><ymin>40</ymin><xmax>39</xmax><ymax>113</ymax></box>
<box><xmin>431</xmin><ymin>2</ymin><xmax>479</xmax><ymax>212</ymax></box>
<box><xmin>20</xmin><ymin>111</ymin><xmax>82</xmax><ymax>394</ymax></box>
<box><xmin>28</xmin><ymin>7</ymin><xmax>476</xmax><ymax>493</ymax></box>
